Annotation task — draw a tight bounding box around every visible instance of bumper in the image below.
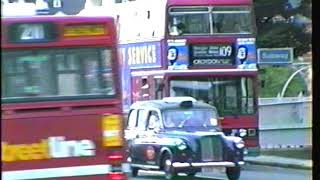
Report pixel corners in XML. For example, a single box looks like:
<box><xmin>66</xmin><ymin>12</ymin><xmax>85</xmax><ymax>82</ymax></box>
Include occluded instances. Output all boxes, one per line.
<box><xmin>172</xmin><ymin>161</ymin><xmax>245</xmax><ymax>168</ymax></box>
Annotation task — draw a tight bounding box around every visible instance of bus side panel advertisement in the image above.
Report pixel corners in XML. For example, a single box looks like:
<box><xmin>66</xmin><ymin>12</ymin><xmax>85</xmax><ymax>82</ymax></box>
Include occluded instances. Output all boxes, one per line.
<box><xmin>2</xmin><ymin>115</ymin><xmax>104</xmax><ymax>171</ymax></box>
<box><xmin>167</xmin><ymin>39</ymin><xmax>189</xmax><ymax>70</ymax></box>
<box><xmin>235</xmin><ymin>38</ymin><xmax>257</xmax><ymax>68</ymax></box>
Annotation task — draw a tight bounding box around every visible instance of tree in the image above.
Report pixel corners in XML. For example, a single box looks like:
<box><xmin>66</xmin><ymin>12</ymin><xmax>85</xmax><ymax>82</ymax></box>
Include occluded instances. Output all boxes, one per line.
<box><xmin>259</xmin><ymin>67</ymin><xmax>307</xmax><ymax>97</ymax></box>
<box><xmin>254</xmin><ymin>0</ymin><xmax>311</xmax><ymax>56</ymax></box>
<box><xmin>254</xmin><ymin>0</ymin><xmax>311</xmax><ymax>97</ymax></box>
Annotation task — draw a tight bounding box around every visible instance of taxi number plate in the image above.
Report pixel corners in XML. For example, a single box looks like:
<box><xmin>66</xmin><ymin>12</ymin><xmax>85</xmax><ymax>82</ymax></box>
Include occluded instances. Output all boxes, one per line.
<box><xmin>201</xmin><ymin>167</ymin><xmax>225</xmax><ymax>174</ymax></box>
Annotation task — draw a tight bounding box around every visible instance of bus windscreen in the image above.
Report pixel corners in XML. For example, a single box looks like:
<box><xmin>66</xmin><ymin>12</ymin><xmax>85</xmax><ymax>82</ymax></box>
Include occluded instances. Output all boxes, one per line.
<box><xmin>168</xmin><ymin>6</ymin><xmax>253</xmax><ymax>35</ymax></box>
<box><xmin>2</xmin><ymin>48</ymin><xmax>115</xmax><ymax>102</ymax></box>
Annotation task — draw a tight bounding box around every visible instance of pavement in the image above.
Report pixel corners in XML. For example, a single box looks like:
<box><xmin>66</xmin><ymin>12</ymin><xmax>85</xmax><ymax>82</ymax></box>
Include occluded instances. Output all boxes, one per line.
<box><xmin>244</xmin><ymin>155</ymin><xmax>312</xmax><ymax>170</ymax></box>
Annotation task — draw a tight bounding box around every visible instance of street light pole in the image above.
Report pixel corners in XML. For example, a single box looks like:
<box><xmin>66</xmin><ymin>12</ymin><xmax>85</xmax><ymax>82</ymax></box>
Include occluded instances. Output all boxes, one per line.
<box><xmin>280</xmin><ymin>65</ymin><xmax>311</xmax><ymax>97</ymax></box>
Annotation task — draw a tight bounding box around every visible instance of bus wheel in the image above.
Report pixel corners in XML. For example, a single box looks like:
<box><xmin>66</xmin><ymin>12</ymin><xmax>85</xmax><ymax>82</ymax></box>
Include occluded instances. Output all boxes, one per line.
<box><xmin>226</xmin><ymin>166</ymin><xmax>241</xmax><ymax>180</ymax></box>
<box><xmin>162</xmin><ymin>153</ymin><xmax>177</xmax><ymax>180</ymax></box>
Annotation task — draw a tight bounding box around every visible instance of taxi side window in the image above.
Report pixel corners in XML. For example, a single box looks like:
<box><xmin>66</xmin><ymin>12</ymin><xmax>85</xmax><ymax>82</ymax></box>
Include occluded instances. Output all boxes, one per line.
<box><xmin>137</xmin><ymin>109</ymin><xmax>148</xmax><ymax>130</ymax></box>
<box><xmin>147</xmin><ymin>111</ymin><xmax>161</xmax><ymax>130</ymax></box>
<box><xmin>127</xmin><ymin>109</ymin><xmax>138</xmax><ymax>129</ymax></box>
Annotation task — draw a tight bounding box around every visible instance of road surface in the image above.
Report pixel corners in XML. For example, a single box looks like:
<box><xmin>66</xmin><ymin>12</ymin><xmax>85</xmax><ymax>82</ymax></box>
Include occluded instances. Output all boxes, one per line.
<box><xmin>129</xmin><ymin>164</ymin><xmax>312</xmax><ymax>180</ymax></box>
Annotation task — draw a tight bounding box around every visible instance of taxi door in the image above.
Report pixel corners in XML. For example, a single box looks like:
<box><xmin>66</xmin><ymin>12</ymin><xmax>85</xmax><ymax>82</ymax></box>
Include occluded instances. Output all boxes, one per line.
<box><xmin>142</xmin><ymin>111</ymin><xmax>163</xmax><ymax>166</ymax></box>
<box><xmin>125</xmin><ymin>108</ymin><xmax>148</xmax><ymax>164</ymax></box>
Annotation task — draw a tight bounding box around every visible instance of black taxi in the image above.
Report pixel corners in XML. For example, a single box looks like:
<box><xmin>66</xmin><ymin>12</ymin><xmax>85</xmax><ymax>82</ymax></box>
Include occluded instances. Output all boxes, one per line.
<box><xmin>125</xmin><ymin>97</ymin><xmax>245</xmax><ymax>180</ymax></box>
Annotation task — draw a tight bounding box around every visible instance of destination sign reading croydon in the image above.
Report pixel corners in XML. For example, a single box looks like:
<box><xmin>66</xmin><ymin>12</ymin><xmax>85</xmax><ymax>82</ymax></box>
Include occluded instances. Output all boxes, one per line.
<box><xmin>190</xmin><ymin>45</ymin><xmax>234</xmax><ymax>66</ymax></box>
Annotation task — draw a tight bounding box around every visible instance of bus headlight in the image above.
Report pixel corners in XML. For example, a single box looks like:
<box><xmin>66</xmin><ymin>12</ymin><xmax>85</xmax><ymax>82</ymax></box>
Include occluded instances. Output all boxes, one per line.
<box><xmin>102</xmin><ymin>114</ymin><xmax>123</xmax><ymax>148</ymax></box>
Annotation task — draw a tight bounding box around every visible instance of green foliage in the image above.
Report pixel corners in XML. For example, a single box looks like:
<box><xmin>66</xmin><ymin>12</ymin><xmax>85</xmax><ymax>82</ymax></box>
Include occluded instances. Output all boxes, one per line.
<box><xmin>254</xmin><ymin>0</ymin><xmax>311</xmax><ymax>56</ymax></box>
<box><xmin>259</xmin><ymin>67</ymin><xmax>307</xmax><ymax>97</ymax></box>
<box><xmin>254</xmin><ymin>0</ymin><xmax>286</xmax><ymax>18</ymax></box>
<box><xmin>256</xmin><ymin>23</ymin><xmax>311</xmax><ymax>56</ymax></box>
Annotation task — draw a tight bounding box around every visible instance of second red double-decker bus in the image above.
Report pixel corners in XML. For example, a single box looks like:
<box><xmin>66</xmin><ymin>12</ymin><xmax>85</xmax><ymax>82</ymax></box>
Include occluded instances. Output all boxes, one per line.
<box><xmin>109</xmin><ymin>0</ymin><xmax>259</xmax><ymax>155</ymax></box>
<box><xmin>2</xmin><ymin>16</ymin><xmax>127</xmax><ymax>179</ymax></box>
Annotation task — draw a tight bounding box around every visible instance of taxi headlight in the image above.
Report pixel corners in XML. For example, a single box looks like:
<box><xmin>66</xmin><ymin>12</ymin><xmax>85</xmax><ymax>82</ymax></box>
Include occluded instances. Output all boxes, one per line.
<box><xmin>175</xmin><ymin>139</ymin><xmax>187</xmax><ymax>150</ymax></box>
<box><xmin>236</xmin><ymin>142</ymin><xmax>245</xmax><ymax>149</ymax></box>
<box><xmin>235</xmin><ymin>140</ymin><xmax>245</xmax><ymax>149</ymax></box>
<box><xmin>232</xmin><ymin>137</ymin><xmax>245</xmax><ymax>149</ymax></box>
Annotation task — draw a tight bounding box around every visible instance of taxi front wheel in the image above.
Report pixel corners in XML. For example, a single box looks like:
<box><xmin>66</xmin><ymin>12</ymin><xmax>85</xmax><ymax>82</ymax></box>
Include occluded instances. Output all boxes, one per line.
<box><xmin>131</xmin><ymin>166</ymin><xmax>139</xmax><ymax>177</ymax></box>
<box><xmin>226</xmin><ymin>166</ymin><xmax>241</xmax><ymax>180</ymax></box>
<box><xmin>162</xmin><ymin>153</ymin><xmax>177</xmax><ymax>180</ymax></box>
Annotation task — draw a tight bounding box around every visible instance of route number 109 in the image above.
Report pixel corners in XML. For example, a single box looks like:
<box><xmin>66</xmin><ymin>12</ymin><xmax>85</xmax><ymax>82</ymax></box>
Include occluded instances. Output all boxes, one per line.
<box><xmin>219</xmin><ymin>46</ymin><xmax>232</xmax><ymax>57</ymax></box>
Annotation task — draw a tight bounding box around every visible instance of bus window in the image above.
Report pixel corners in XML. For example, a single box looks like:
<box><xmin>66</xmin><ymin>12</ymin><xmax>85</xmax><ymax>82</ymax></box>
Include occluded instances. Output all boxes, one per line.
<box><xmin>2</xmin><ymin>48</ymin><xmax>115</xmax><ymax>102</ymax></box>
<box><xmin>168</xmin><ymin>7</ymin><xmax>210</xmax><ymax>35</ymax></box>
<box><xmin>169</xmin><ymin>77</ymin><xmax>255</xmax><ymax>116</ymax></box>
<box><xmin>212</xmin><ymin>7</ymin><xmax>252</xmax><ymax>34</ymax></box>
<box><xmin>168</xmin><ymin>6</ymin><xmax>253</xmax><ymax>35</ymax></box>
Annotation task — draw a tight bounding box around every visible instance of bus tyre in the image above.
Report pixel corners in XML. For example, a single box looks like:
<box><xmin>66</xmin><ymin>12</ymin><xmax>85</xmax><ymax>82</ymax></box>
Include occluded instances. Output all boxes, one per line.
<box><xmin>226</xmin><ymin>166</ymin><xmax>241</xmax><ymax>180</ymax></box>
<box><xmin>162</xmin><ymin>153</ymin><xmax>177</xmax><ymax>180</ymax></box>
<box><xmin>131</xmin><ymin>167</ymin><xmax>139</xmax><ymax>177</ymax></box>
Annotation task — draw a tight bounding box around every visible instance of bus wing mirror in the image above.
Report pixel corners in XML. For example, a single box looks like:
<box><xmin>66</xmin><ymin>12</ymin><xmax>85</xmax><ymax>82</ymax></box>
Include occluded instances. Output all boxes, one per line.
<box><xmin>218</xmin><ymin>117</ymin><xmax>224</xmax><ymax>121</ymax></box>
<box><xmin>218</xmin><ymin>117</ymin><xmax>224</xmax><ymax>126</ymax></box>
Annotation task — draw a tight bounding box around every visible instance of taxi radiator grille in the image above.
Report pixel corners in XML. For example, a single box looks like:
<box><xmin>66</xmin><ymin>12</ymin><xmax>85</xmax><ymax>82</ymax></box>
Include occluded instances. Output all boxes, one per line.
<box><xmin>200</xmin><ymin>136</ymin><xmax>223</xmax><ymax>161</ymax></box>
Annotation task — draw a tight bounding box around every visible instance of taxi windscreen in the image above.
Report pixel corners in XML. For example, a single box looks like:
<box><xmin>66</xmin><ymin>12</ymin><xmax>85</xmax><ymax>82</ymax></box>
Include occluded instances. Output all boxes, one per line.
<box><xmin>163</xmin><ymin>109</ymin><xmax>217</xmax><ymax>128</ymax></box>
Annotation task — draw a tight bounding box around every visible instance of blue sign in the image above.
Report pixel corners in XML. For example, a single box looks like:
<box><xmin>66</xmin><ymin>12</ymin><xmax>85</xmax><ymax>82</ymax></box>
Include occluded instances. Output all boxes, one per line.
<box><xmin>119</xmin><ymin>42</ymin><xmax>162</xmax><ymax>69</ymax></box>
<box><xmin>258</xmin><ymin>48</ymin><xmax>293</xmax><ymax>65</ymax></box>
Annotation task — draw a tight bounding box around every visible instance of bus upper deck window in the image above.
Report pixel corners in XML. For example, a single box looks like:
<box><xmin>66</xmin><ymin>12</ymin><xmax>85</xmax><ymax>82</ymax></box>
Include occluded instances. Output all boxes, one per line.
<box><xmin>168</xmin><ymin>6</ymin><xmax>253</xmax><ymax>35</ymax></box>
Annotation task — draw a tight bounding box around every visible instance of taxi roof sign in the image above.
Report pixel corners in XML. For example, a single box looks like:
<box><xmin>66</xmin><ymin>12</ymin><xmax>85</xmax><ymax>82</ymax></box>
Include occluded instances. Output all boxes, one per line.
<box><xmin>162</xmin><ymin>96</ymin><xmax>197</xmax><ymax>103</ymax></box>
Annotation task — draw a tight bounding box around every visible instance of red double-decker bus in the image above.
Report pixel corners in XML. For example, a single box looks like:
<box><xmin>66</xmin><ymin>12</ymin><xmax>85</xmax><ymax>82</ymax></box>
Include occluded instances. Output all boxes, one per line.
<box><xmin>2</xmin><ymin>16</ymin><xmax>127</xmax><ymax>179</ymax></box>
<box><xmin>110</xmin><ymin>0</ymin><xmax>259</xmax><ymax>155</ymax></box>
